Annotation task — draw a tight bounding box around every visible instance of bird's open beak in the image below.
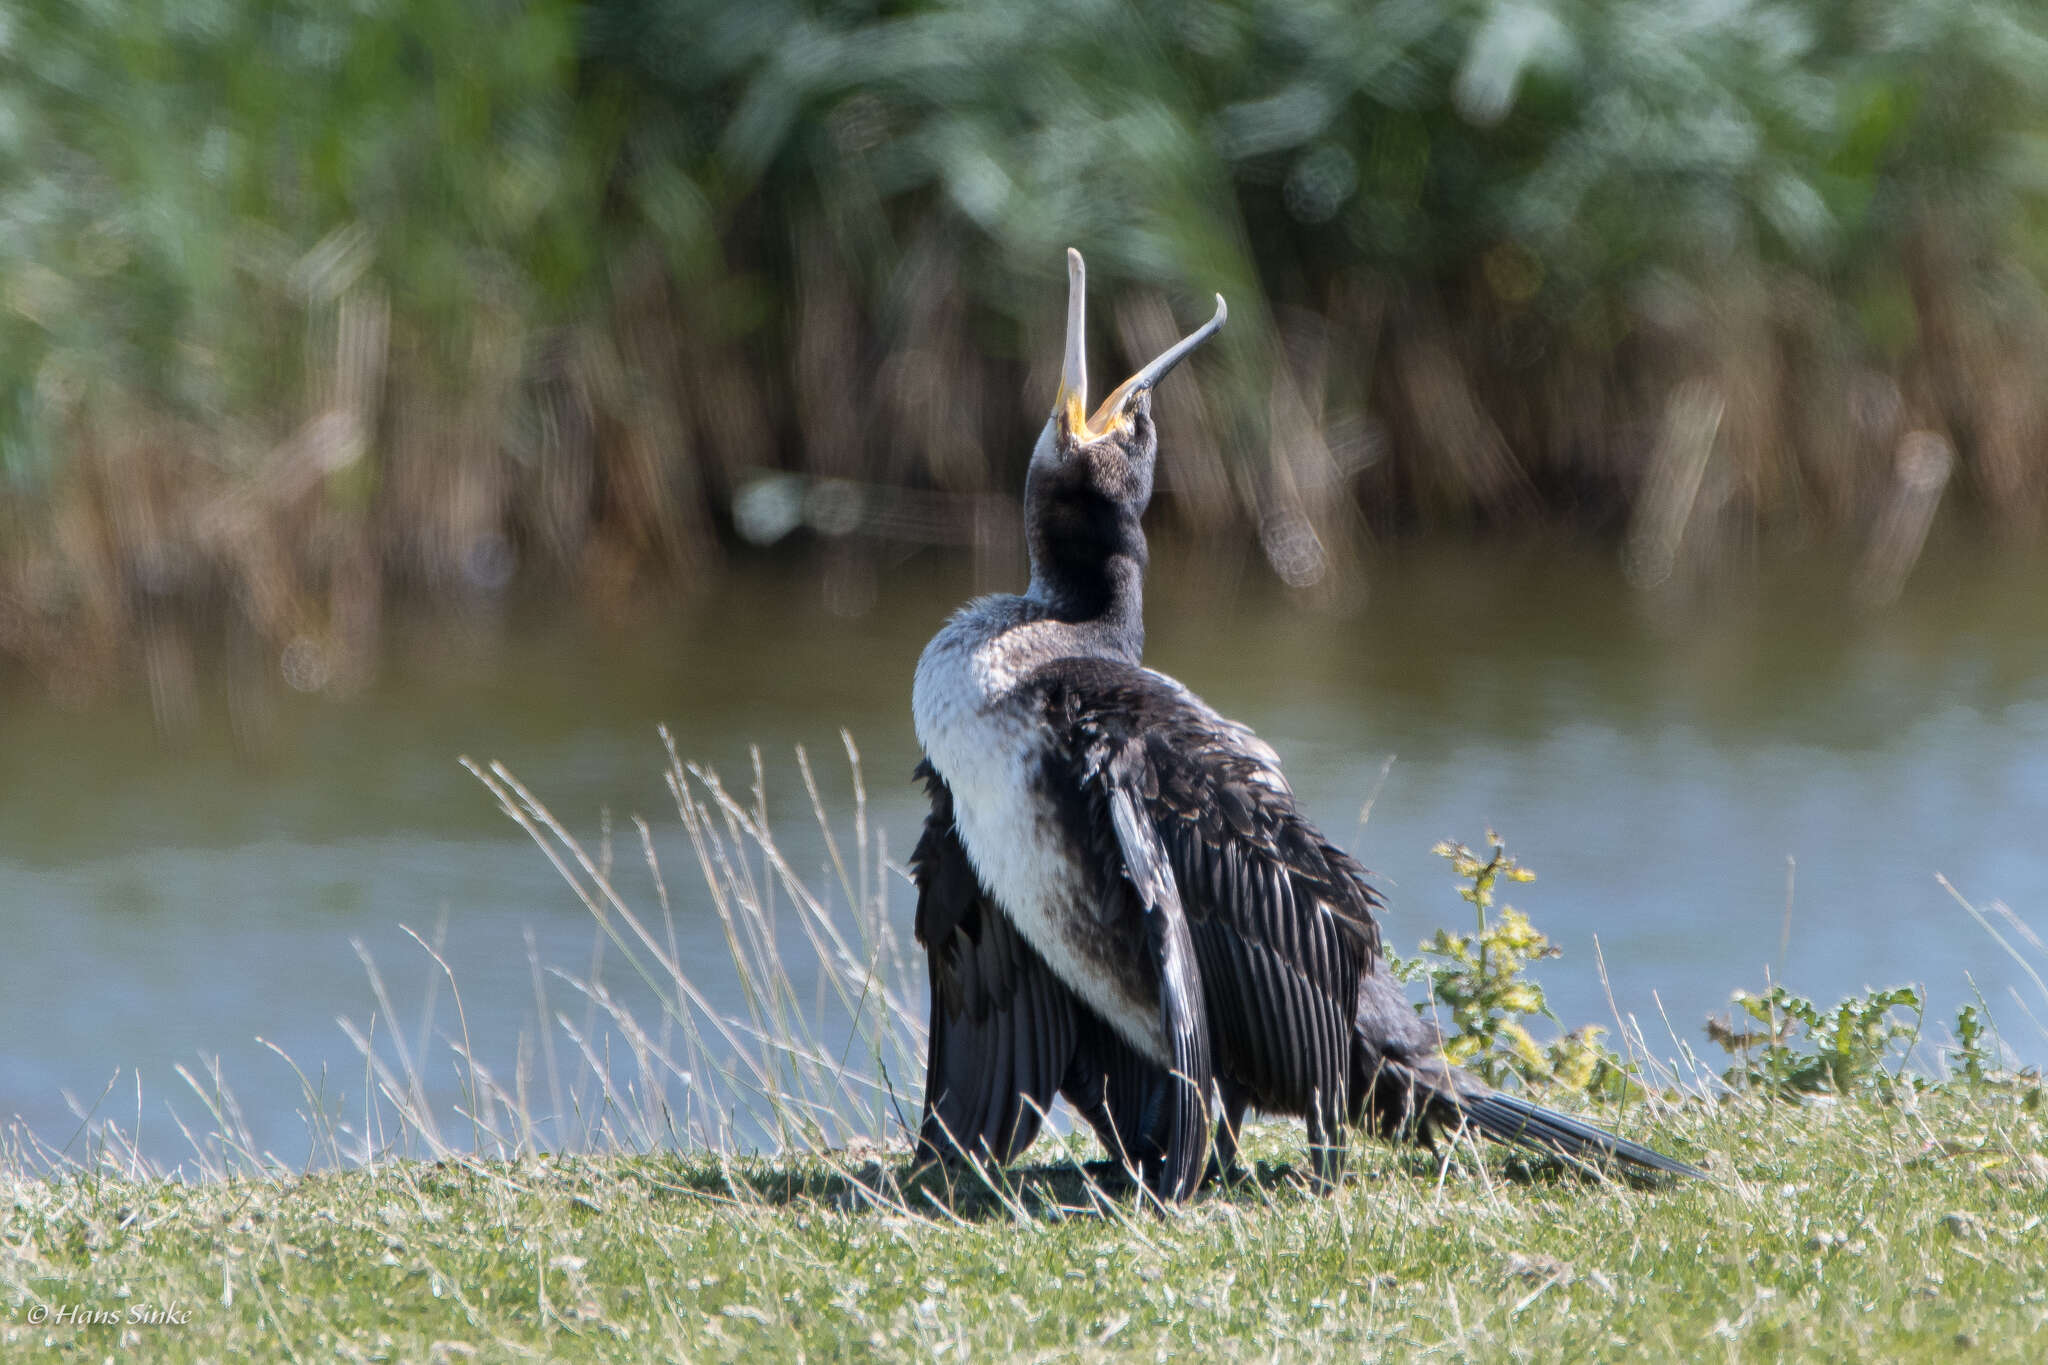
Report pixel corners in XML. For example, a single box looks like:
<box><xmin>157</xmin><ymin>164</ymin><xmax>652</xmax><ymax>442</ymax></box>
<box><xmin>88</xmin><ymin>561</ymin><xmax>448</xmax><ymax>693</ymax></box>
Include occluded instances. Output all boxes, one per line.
<box><xmin>1054</xmin><ymin>248</ymin><xmax>1227</xmax><ymax>443</ymax></box>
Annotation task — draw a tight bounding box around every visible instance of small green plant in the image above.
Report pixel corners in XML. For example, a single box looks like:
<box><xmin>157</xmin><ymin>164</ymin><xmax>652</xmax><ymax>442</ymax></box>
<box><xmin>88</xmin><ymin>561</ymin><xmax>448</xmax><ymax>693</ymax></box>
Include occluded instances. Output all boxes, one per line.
<box><xmin>1951</xmin><ymin>1003</ymin><xmax>1993</xmax><ymax>1087</ymax></box>
<box><xmin>1398</xmin><ymin>832</ymin><xmax>1633</xmax><ymax>1097</ymax></box>
<box><xmin>1706</xmin><ymin>983</ymin><xmax>1925</xmax><ymax>1099</ymax></box>
<box><xmin>1940</xmin><ymin>1001</ymin><xmax>2044</xmax><ymax>1104</ymax></box>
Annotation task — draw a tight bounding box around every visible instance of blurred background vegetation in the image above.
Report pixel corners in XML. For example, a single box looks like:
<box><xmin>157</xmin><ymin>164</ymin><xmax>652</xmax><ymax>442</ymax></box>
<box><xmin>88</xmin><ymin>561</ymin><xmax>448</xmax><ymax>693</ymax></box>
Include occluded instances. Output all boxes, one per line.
<box><xmin>5</xmin><ymin>0</ymin><xmax>2048</xmax><ymax>697</ymax></box>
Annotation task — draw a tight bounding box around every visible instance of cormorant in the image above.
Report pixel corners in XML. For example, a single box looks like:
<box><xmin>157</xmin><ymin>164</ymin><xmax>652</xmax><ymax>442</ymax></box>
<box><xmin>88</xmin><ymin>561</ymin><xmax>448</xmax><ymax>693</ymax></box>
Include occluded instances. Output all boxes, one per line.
<box><xmin>910</xmin><ymin>250</ymin><xmax>1700</xmax><ymax>1201</ymax></box>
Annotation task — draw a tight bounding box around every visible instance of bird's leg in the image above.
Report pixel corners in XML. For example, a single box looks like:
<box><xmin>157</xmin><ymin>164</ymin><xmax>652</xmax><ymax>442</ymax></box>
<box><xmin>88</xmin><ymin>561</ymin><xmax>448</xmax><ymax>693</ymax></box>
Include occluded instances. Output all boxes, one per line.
<box><xmin>1307</xmin><ymin>1084</ymin><xmax>1349</xmax><ymax>1191</ymax></box>
<box><xmin>1207</xmin><ymin>1078</ymin><xmax>1251</xmax><ymax>1185</ymax></box>
<box><xmin>1140</xmin><ymin>1151</ymin><xmax>1167</xmax><ymax>1199</ymax></box>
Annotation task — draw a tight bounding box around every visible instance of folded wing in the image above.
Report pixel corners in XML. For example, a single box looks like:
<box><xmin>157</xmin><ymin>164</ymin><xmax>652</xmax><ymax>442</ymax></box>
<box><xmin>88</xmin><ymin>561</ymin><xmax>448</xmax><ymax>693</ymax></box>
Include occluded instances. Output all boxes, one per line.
<box><xmin>1039</xmin><ymin>659</ymin><xmax>1378</xmax><ymax>1180</ymax></box>
<box><xmin>912</xmin><ymin>761</ymin><xmax>1176</xmax><ymax>1176</ymax></box>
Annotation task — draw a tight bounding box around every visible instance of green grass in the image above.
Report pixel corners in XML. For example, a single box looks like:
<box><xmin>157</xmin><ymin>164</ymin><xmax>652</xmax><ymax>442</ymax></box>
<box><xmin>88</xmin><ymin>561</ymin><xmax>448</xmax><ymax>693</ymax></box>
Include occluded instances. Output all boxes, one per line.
<box><xmin>3</xmin><ymin>1091</ymin><xmax>2045</xmax><ymax>1361</ymax></box>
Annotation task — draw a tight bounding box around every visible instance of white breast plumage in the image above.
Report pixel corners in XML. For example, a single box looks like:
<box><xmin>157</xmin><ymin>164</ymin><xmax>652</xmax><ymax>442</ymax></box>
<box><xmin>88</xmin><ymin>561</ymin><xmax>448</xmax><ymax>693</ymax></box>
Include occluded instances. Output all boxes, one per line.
<box><xmin>911</xmin><ymin>601</ymin><xmax>1169</xmax><ymax>1064</ymax></box>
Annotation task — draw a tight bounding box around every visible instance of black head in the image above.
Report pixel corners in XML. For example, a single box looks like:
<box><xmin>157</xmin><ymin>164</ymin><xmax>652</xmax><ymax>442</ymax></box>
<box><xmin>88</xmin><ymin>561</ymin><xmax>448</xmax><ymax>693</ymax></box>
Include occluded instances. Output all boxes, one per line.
<box><xmin>1023</xmin><ymin>249</ymin><xmax>1226</xmax><ymax>635</ymax></box>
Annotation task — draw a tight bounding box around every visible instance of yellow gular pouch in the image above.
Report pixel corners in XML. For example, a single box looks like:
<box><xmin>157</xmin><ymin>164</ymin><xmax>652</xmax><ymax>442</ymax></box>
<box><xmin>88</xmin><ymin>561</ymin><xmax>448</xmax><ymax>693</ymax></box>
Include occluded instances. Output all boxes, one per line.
<box><xmin>1060</xmin><ymin>391</ymin><xmax>1132</xmax><ymax>446</ymax></box>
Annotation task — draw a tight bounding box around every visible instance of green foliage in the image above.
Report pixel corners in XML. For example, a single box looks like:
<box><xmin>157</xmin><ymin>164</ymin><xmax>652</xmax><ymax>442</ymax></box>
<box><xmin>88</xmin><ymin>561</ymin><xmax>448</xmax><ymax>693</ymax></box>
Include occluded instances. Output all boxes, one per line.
<box><xmin>1404</xmin><ymin>835</ymin><xmax>2025</xmax><ymax>1110</ymax></box>
<box><xmin>1411</xmin><ymin>834</ymin><xmax>1548</xmax><ymax>1085</ymax></box>
<box><xmin>1707</xmin><ymin>982</ymin><xmax>1926</xmax><ymax>1099</ymax></box>
<box><xmin>592</xmin><ymin>0</ymin><xmax>2048</xmax><ymax>295</ymax></box>
<box><xmin>1402</xmin><ymin>836</ymin><xmax>2034</xmax><ymax>1112</ymax></box>
<box><xmin>1401</xmin><ymin>832</ymin><xmax>1633</xmax><ymax>1099</ymax></box>
<box><xmin>1952</xmin><ymin>1002</ymin><xmax>1994</xmax><ymax>1087</ymax></box>
<box><xmin>0</xmin><ymin>0</ymin><xmax>597</xmax><ymax>467</ymax></box>
<box><xmin>581</xmin><ymin>0</ymin><xmax>2048</xmax><ymax>473</ymax></box>
<box><xmin>1940</xmin><ymin>1000</ymin><xmax>2043</xmax><ymax>1103</ymax></box>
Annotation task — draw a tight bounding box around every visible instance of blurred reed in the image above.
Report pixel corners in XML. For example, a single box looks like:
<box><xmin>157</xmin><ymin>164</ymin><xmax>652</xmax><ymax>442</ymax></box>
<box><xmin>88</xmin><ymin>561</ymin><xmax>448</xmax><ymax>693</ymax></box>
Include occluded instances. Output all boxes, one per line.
<box><xmin>5</xmin><ymin>0</ymin><xmax>2048</xmax><ymax>700</ymax></box>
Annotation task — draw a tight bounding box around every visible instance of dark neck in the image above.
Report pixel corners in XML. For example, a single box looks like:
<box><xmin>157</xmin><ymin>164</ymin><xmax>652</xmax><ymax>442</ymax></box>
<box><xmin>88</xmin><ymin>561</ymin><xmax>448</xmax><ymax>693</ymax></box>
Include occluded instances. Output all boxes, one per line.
<box><xmin>1026</xmin><ymin>501</ymin><xmax>1147</xmax><ymax>660</ymax></box>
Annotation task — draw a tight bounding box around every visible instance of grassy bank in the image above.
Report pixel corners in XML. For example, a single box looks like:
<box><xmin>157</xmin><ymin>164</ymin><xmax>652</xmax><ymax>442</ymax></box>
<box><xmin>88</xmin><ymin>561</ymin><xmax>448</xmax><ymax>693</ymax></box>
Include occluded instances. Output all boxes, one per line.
<box><xmin>3</xmin><ymin>1090</ymin><xmax>2045</xmax><ymax>1361</ymax></box>
<box><xmin>9</xmin><ymin>1</ymin><xmax>2048</xmax><ymax>694</ymax></box>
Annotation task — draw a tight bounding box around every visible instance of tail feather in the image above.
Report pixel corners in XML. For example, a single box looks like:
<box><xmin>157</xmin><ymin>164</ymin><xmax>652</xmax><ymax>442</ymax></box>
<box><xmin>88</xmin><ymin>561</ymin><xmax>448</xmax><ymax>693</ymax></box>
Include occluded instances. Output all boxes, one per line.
<box><xmin>1454</xmin><ymin>1085</ymin><xmax>1705</xmax><ymax>1180</ymax></box>
<box><xmin>1353</xmin><ymin>966</ymin><xmax>1703</xmax><ymax>1181</ymax></box>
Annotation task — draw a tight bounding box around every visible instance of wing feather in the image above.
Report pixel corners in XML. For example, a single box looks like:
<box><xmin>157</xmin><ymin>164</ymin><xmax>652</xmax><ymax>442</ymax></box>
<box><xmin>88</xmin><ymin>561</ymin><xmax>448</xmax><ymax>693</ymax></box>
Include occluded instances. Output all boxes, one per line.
<box><xmin>912</xmin><ymin>762</ymin><xmax>1078</xmax><ymax>1167</ymax></box>
<box><xmin>1093</xmin><ymin>748</ymin><xmax>1212</xmax><ymax>1202</ymax></box>
<box><xmin>913</xmin><ymin>760</ymin><xmax>1174</xmax><ymax>1173</ymax></box>
<box><xmin>1038</xmin><ymin>660</ymin><xmax>1379</xmax><ymax>1129</ymax></box>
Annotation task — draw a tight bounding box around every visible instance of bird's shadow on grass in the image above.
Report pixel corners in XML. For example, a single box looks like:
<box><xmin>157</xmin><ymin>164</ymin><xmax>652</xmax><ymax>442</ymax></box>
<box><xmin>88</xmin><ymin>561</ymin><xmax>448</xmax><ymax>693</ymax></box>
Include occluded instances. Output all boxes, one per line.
<box><xmin>635</xmin><ymin>1153</ymin><xmax>1335</xmax><ymax>1222</ymax></box>
<box><xmin>1378</xmin><ymin>1145</ymin><xmax>1693</xmax><ymax>1190</ymax></box>
<box><xmin>631</xmin><ymin>1144</ymin><xmax>1647</xmax><ymax>1222</ymax></box>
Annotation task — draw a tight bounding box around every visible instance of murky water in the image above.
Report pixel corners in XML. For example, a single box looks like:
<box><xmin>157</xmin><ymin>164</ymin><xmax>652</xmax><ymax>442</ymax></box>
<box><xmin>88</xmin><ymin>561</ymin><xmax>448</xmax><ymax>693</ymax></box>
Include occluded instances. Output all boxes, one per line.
<box><xmin>4</xmin><ymin>534</ymin><xmax>2047</xmax><ymax>1165</ymax></box>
